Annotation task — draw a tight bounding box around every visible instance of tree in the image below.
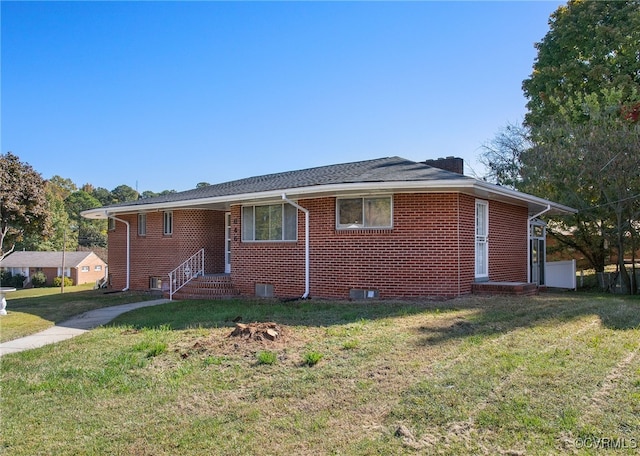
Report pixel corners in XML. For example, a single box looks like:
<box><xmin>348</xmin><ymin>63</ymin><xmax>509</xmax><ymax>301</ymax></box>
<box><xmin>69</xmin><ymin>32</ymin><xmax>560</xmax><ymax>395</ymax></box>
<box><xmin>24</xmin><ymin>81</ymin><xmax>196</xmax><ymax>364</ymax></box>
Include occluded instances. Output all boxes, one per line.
<box><xmin>92</xmin><ymin>187</ymin><xmax>114</xmax><ymax>206</ymax></box>
<box><xmin>523</xmin><ymin>0</ymin><xmax>640</xmax><ymax>130</ymax></box>
<box><xmin>111</xmin><ymin>184</ymin><xmax>139</xmax><ymax>203</ymax></box>
<box><xmin>502</xmin><ymin>0</ymin><xmax>640</xmax><ymax>294</ymax></box>
<box><xmin>0</xmin><ymin>152</ymin><xmax>51</xmax><ymax>261</ymax></box>
<box><xmin>47</xmin><ymin>175</ymin><xmax>77</xmax><ymax>201</ymax></box>
<box><xmin>65</xmin><ymin>190</ymin><xmax>107</xmax><ymax>247</ymax></box>
<box><xmin>525</xmin><ymin>100</ymin><xmax>640</xmax><ymax>292</ymax></box>
<box><xmin>19</xmin><ymin>181</ymin><xmax>74</xmax><ymax>252</ymax></box>
<box><xmin>478</xmin><ymin>122</ymin><xmax>529</xmax><ymax>188</ymax></box>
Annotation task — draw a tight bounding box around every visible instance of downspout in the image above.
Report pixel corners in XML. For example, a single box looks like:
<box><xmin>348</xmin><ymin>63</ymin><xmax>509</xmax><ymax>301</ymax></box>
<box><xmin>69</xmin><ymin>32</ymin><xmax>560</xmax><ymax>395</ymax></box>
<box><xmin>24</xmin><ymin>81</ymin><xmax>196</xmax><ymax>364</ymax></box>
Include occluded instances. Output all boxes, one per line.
<box><xmin>527</xmin><ymin>205</ymin><xmax>551</xmax><ymax>283</ymax></box>
<box><xmin>282</xmin><ymin>194</ymin><xmax>310</xmax><ymax>299</ymax></box>
<box><xmin>108</xmin><ymin>214</ymin><xmax>131</xmax><ymax>291</ymax></box>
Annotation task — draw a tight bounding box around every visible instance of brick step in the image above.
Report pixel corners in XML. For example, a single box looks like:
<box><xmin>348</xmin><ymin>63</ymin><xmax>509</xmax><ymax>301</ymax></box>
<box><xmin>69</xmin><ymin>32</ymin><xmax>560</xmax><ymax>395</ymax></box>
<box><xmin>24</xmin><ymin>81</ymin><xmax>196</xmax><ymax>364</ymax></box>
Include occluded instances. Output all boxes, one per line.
<box><xmin>472</xmin><ymin>282</ymin><xmax>539</xmax><ymax>296</ymax></box>
<box><xmin>166</xmin><ymin>274</ymin><xmax>240</xmax><ymax>300</ymax></box>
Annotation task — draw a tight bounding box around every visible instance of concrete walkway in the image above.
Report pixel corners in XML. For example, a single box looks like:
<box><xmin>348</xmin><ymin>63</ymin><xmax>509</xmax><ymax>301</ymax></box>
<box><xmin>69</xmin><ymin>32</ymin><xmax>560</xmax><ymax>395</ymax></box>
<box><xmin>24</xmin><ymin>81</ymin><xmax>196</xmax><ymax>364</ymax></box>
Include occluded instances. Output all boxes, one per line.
<box><xmin>0</xmin><ymin>298</ymin><xmax>170</xmax><ymax>357</ymax></box>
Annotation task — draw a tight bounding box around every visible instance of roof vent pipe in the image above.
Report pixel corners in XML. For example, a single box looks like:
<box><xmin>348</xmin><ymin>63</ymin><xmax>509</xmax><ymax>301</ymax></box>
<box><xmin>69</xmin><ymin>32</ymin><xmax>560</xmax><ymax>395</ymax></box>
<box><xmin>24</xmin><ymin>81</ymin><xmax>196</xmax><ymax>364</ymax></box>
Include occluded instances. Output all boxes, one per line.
<box><xmin>282</xmin><ymin>194</ymin><xmax>310</xmax><ymax>299</ymax></box>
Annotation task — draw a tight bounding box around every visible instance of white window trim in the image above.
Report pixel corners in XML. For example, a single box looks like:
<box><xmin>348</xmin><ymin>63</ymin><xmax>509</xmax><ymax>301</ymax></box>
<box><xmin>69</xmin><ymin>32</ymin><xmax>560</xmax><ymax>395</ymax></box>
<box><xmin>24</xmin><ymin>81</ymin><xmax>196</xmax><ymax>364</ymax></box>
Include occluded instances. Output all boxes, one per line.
<box><xmin>163</xmin><ymin>211</ymin><xmax>173</xmax><ymax>236</ymax></box>
<box><xmin>336</xmin><ymin>195</ymin><xmax>393</xmax><ymax>230</ymax></box>
<box><xmin>138</xmin><ymin>213</ymin><xmax>147</xmax><ymax>236</ymax></box>
<box><xmin>475</xmin><ymin>199</ymin><xmax>489</xmax><ymax>279</ymax></box>
<box><xmin>242</xmin><ymin>203</ymin><xmax>298</xmax><ymax>242</ymax></box>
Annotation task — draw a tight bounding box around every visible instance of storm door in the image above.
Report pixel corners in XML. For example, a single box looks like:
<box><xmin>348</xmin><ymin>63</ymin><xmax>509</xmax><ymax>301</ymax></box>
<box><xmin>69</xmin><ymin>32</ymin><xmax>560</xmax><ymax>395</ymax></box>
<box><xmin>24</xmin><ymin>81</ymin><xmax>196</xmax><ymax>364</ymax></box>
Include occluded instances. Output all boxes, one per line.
<box><xmin>225</xmin><ymin>212</ymin><xmax>232</xmax><ymax>273</ymax></box>
<box><xmin>475</xmin><ymin>200</ymin><xmax>489</xmax><ymax>280</ymax></box>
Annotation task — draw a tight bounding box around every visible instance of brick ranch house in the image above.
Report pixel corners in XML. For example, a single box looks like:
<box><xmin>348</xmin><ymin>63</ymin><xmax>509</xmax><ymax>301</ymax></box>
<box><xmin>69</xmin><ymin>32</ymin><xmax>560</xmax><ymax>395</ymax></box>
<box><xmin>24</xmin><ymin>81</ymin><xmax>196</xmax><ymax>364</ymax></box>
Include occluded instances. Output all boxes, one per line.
<box><xmin>1</xmin><ymin>251</ymin><xmax>107</xmax><ymax>287</ymax></box>
<box><xmin>81</xmin><ymin>157</ymin><xmax>575</xmax><ymax>300</ymax></box>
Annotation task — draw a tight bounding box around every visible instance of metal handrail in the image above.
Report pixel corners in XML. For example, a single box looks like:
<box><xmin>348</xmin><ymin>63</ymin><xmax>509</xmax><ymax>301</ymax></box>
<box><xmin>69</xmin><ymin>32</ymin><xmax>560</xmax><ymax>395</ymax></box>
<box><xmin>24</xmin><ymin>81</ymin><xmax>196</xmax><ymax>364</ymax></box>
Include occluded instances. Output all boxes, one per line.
<box><xmin>168</xmin><ymin>248</ymin><xmax>205</xmax><ymax>300</ymax></box>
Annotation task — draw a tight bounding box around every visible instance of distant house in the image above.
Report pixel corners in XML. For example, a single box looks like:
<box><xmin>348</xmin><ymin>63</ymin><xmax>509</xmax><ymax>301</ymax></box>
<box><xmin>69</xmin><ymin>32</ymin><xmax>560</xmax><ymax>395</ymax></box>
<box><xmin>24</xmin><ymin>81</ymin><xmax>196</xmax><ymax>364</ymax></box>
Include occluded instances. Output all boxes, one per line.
<box><xmin>81</xmin><ymin>156</ymin><xmax>576</xmax><ymax>300</ymax></box>
<box><xmin>1</xmin><ymin>251</ymin><xmax>107</xmax><ymax>287</ymax></box>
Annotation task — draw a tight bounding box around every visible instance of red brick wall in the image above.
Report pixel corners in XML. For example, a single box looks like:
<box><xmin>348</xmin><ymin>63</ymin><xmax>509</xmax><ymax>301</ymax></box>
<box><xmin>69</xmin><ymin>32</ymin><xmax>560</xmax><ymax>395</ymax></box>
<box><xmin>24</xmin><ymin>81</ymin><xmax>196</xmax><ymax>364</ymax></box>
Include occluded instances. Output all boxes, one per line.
<box><xmin>38</xmin><ymin>267</ymin><xmax>61</xmax><ymax>286</ymax></box>
<box><xmin>108</xmin><ymin>194</ymin><xmax>529</xmax><ymax>297</ymax></box>
<box><xmin>108</xmin><ymin>210</ymin><xmax>225</xmax><ymax>290</ymax></box>
<box><xmin>230</xmin><ymin>193</ymin><xmax>527</xmax><ymax>299</ymax></box>
<box><xmin>487</xmin><ymin>200</ymin><xmax>529</xmax><ymax>282</ymax></box>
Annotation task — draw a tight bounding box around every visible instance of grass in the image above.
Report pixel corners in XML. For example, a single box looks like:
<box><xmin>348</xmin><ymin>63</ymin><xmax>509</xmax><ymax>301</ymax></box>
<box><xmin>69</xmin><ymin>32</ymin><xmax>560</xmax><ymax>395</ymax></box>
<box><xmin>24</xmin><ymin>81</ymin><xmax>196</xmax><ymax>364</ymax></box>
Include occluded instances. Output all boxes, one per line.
<box><xmin>1</xmin><ymin>293</ymin><xmax>639</xmax><ymax>455</ymax></box>
<box><xmin>0</xmin><ymin>285</ymin><xmax>163</xmax><ymax>342</ymax></box>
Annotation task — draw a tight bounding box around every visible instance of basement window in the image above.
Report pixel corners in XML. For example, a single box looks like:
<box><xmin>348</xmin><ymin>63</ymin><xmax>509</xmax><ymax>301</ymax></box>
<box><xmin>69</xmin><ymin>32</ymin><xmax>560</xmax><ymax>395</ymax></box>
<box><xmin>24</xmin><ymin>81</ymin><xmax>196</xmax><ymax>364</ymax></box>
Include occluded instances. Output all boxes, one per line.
<box><xmin>150</xmin><ymin>277</ymin><xmax>163</xmax><ymax>290</ymax></box>
<box><xmin>336</xmin><ymin>196</ymin><xmax>392</xmax><ymax>229</ymax></box>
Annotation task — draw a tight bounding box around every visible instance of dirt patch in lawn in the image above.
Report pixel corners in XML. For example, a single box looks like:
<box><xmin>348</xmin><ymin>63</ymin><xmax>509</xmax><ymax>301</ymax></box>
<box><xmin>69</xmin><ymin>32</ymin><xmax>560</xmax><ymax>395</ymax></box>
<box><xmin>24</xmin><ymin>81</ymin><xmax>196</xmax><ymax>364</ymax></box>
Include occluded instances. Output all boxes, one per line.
<box><xmin>229</xmin><ymin>322</ymin><xmax>285</xmax><ymax>342</ymax></box>
<box><xmin>174</xmin><ymin>322</ymin><xmax>305</xmax><ymax>361</ymax></box>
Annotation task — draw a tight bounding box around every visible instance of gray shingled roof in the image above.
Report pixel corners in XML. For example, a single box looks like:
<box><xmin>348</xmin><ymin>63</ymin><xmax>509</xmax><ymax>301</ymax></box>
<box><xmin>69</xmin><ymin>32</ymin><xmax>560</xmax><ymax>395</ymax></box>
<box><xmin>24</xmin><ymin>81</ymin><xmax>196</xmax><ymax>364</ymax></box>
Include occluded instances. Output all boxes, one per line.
<box><xmin>0</xmin><ymin>251</ymin><xmax>103</xmax><ymax>268</ymax></box>
<box><xmin>107</xmin><ymin>156</ymin><xmax>469</xmax><ymax>209</ymax></box>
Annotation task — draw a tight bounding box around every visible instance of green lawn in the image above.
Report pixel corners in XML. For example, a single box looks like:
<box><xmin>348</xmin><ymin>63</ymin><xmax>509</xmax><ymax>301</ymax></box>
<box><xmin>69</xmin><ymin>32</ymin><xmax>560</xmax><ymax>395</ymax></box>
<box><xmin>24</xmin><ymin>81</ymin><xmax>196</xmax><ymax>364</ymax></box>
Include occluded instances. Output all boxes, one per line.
<box><xmin>1</xmin><ymin>294</ymin><xmax>639</xmax><ymax>455</ymax></box>
<box><xmin>0</xmin><ymin>285</ymin><xmax>163</xmax><ymax>342</ymax></box>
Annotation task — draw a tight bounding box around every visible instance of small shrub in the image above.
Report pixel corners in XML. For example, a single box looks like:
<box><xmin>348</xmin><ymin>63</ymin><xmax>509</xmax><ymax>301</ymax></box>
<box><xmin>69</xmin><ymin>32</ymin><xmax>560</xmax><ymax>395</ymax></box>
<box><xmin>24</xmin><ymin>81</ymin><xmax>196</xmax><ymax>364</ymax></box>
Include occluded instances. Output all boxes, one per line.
<box><xmin>30</xmin><ymin>271</ymin><xmax>47</xmax><ymax>288</ymax></box>
<box><xmin>0</xmin><ymin>272</ymin><xmax>26</xmax><ymax>288</ymax></box>
<box><xmin>256</xmin><ymin>351</ymin><xmax>277</xmax><ymax>365</ymax></box>
<box><xmin>303</xmin><ymin>351</ymin><xmax>323</xmax><ymax>367</ymax></box>
<box><xmin>145</xmin><ymin>342</ymin><xmax>167</xmax><ymax>358</ymax></box>
<box><xmin>52</xmin><ymin>276</ymin><xmax>73</xmax><ymax>288</ymax></box>
<box><xmin>343</xmin><ymin>339</ymin><xmax>359</xmax><ymax>350</ymax></box>
<box><xmin>204</xmin><ymin>356</ymin><xmax>225</xmax><ymax>366</ymax></box>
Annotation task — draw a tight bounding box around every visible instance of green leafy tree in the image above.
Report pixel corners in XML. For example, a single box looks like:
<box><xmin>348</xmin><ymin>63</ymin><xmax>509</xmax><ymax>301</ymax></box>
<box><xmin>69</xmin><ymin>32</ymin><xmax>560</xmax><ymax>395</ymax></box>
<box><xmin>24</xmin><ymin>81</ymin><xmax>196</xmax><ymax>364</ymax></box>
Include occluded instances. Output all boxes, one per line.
<box><xmin>19</xmin><ymin>181</ymin><xmax>74</xmax><ymax>251</ymax></box>
<box><xmin>65</xmin><ymin>190</ymin><xmax>107</xmax><ymax>247</ymax></box>
<box><xmin>111</xmin><ymin>184</ymin><xmax>139</xmax><ymax>203</ymax></box>
<box><xmin>524</xmin><ymin>96</ymin><xmax>640</xmax><ymax>291</ymax></box>
<box><xmin>0</xmin><ymin>152</ymin><xmax>51</xmax><ymax>261</ymax></box>
<box><xmin>482</xmin><ymin>1</ymin><xmax>640</xmax><ymax>293</ymax></box>
<box><xmin>92</xmin><ymin>187</ymin><xmax>113</xmax><ymax>206</ymax></box>
<box><xmin>47</xmin><ymin>175</ymin><xmax>77</xmax><ymax>201</ymax></box>
<box><xmin>523</xmin><ymin>0</ymin><xmax>640</xmax><ymax>130</ymax></box>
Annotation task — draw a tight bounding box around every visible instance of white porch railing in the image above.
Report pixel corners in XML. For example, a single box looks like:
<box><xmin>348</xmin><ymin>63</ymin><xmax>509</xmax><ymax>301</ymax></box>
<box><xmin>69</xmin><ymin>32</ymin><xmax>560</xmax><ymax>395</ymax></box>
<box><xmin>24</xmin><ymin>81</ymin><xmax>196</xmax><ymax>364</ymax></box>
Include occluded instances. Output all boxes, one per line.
<box><xmin>169</xmin><ymin>248</ymin><xmax>205</xmax><ymax>300</ymax></box>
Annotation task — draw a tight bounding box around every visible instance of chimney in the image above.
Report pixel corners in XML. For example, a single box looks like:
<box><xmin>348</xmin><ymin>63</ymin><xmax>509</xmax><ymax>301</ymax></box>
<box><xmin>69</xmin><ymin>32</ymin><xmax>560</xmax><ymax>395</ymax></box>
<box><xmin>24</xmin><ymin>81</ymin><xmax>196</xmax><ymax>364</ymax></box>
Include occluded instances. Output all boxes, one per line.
<box><xmin>423</xmin><ymin>156</ymin><xmax>464</xmax><ymax>175</ymax></box>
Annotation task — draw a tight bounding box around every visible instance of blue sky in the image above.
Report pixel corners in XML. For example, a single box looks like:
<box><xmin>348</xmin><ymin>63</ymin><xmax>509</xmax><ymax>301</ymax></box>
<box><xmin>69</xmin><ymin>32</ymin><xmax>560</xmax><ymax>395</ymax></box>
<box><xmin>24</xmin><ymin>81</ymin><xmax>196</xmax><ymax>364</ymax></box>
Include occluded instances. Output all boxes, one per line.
<box><xmin>2</xmin><ymin>1</ymin><xmax>564</xmax><ymax>193</ymax></box>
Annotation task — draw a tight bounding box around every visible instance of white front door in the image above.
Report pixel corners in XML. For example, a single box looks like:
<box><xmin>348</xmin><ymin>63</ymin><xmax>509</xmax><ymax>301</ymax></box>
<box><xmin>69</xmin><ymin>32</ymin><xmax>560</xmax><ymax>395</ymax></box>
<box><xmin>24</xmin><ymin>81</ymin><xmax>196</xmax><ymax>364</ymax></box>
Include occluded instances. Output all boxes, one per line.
<box><xmin>475</xmin><ymin>200</ymin><xmax>489</xmax><ymax>280</ymax></box>
<box><xmin>225</xmin><ymin>212</ymin><xmax>231</xmax><ymax>273</ymax></box>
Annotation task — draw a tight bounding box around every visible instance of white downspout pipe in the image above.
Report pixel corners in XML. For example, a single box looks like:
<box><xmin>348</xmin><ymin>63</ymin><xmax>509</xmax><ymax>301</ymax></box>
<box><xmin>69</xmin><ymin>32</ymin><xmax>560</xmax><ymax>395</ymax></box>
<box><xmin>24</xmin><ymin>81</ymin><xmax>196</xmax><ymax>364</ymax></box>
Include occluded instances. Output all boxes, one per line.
<box><xmin>108</xmin><ymin>214</ymin><xmax>130</xmax><ymax>291</ymax></box>
<box><xmin>527</xmin><ymin>205</ymin><xmax>551</xmax><ymax>283</ymax></box>
<box><xmin>282</xmin><ymin>194</ymin><xmax>310</xmax><ymax>299</ymax></box>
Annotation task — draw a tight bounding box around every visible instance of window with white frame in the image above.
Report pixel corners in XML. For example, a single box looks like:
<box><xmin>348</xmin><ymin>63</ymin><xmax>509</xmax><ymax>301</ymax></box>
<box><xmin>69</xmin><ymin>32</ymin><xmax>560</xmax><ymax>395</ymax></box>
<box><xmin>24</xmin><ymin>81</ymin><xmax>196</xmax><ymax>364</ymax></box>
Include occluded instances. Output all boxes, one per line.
<box><xmin>242</xmin><ymin>203</ymin><xmax>297</xmax><ymax>241</ymax></box>
<box><xmin>336</xmin><ymin>196</ymin><xmax>392</xmax><ymax>229</ymax></box>
<box><xmin>81</xmin><ymin>266</ymin><xmax>90</xmax><ymax>272</ymax></box>
<box><xmin>163</xmin><ymin>211</ymin><xmax>173</xmax><ymax>235</ymax></box>
<box><xmin>138</xmin><ymin>213</ymin><xmax>147</xmax><ymax>236</ymax></box>
<box><xmin>95</xmin><ymin>265</ymin><xmax>102</xmax><ymax>271</ymax></box>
